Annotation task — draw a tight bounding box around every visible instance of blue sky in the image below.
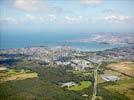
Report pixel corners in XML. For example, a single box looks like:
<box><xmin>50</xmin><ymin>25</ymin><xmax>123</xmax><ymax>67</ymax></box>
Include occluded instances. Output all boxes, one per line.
<box><xmin>0</xmin><ymin>0</ymin><xmax>134</xmax><ymax>34</ymax></box>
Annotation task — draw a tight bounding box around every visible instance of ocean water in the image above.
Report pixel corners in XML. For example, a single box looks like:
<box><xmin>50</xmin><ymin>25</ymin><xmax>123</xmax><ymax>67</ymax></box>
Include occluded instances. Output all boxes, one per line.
<box><xmin>0</xmin><ymin>32</ymin><xmax>128</xmax><ymax>51</ymax></box>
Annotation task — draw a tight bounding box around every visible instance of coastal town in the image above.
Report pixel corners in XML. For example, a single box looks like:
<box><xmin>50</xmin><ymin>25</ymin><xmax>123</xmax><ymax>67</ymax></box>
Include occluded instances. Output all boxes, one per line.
<box><xmin>1</xmin><ymin>45</ymin><xmax>134</xmax><ymax>68</ymax></box>
<box><xmin>66</xmin><ymin>33</ymin><xmax>134</xmax><ymax>45</ymax></box>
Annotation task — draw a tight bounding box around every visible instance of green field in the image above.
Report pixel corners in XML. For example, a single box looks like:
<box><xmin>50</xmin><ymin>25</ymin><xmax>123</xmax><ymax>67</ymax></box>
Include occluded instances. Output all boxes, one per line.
<box><xmin>67</xmin><ymin>70</ymin><xmax>93</xmax><ymax>77</ymax></box>
<box><xmin>68</xmin><ymin>81</ymin><xmax>92</xmax><ymax>91</ymax></box>
<box><xmin>0</xmin><ymin>69</ymin><xmax>38</xmax><ymax>83</ymax></box>
<box><xmin>104</xmin><ymin>79</ymin><xmax>134</xmax><ymax>100</ymax></box>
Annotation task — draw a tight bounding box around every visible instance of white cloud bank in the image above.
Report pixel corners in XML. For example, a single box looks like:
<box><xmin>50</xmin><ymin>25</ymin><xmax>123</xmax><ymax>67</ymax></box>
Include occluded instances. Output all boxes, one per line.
<box><xmin>14</xmin><ymin>0</ymin><xmax>62</xmax><ymax>13</ymax></box>
<box><xmin>25</xmin><ymin>14</ymin><xmax>36</xmax><ymax>20</ymax></box>
<box><xmin>0</xmin><ymin>17</ymin><xmax>18</xmax><ymax>24</ymax></box>
<box><xmin>0</xmin><ymin>13</ymin><xmax>59</xmax><ymax>25</ymax></box>
<box><xmin>80</xmin><ymin>0</ymin><xmax>103</xmax><ymax>5</ymax></box>
<box><xmin>64</xmin><ymin>16</ymin><xmax>84</xmax><ymax>23</ymax></box>
<box><xmin>14</xmin><ymin>0</ymin><xmax>44</xmax><ymax>11</ymax></box>
<box><xmin>49</xmin><ymin>15</ymin><xmax>56</xmax><ymax>20</ymax></box>
<box><xmin>104</xmin><ymin>15</ymin><xmax>134</xmax><ymax>23</ymax></box>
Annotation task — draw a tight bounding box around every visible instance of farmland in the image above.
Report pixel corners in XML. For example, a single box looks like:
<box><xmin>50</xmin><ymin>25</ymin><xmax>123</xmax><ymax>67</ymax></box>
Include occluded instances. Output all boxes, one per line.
<box><xmin>107</xmin><ymin>61</ymin><xmax>134</xmax><ymax>77</ymax></box>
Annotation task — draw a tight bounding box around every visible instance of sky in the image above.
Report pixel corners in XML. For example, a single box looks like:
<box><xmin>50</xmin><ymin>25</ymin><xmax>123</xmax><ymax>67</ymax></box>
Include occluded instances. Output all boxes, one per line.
<box><xmin>0</xmin><ymin>0</ymin><xmax>134</xmax><ymax>34</ymax></box>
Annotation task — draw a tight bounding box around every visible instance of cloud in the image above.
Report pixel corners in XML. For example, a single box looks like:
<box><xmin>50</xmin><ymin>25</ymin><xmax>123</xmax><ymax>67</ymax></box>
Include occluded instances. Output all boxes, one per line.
<box><xmin>80</xmin><ymin>0</ymin><xmax>103</xmax><ymax>5</ymax></box>
<box><xmin>65</xmin><ymin>16</ymin><xmax>76</xmax><ymax>22</ymax></box>
<box><xmin>21</xmin><ymin>14</ymin><xmax>47</xmax><ymax>23</ymax></box>
<box><xmin>47</xmin><ymin>14</ymin><xmax>57</xmax><ymax>22</ymax></box>
<box><xmin>25</xmin><ymin>14</ymin><xmax>36</xmax><ymax>20</ymax></box>
<box><xmin>14</xmin><ymin>0</ymin><xmax>44</xmax><ymax>11</ymax></box>
<box><xmin>14</xmin><ymin>0</ymin><xmax>63</xmax><ymax>13</ymax></box>
<box><xmin>64</xmin><ymin>16</ymin><xmax>83</xmax><ymax>23</ymax></box>
<box><xmin>65</xmin><ymin>16</ymin><xmax>83</xmax><ymax>21</ymax></box>
<box><xmin>0</xmin><ymin>14</ymin><xmax>58</xmax><ymax>25</ymax></box>
<box><xmin>104</xmin><ymin>15</ymin><xmax>134</xmax><ymax>23</ymax></box>
<box><xmin>0</xmin><ymin>17</ymin><xmax>18</xmax><ymax>24</ymax></box>
<box><xmin>102</xmin><ymin>9</ymin><xmax>121</xmax><ymax>14</ymax></box>
<box><xmin>49</xmin><ymin>14</ymin><xmax>56</xmax><ymax>20</ymax></box>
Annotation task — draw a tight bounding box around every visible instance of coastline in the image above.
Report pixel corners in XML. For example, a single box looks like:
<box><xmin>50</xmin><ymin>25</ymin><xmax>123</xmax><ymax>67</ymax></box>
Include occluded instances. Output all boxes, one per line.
<box><xmin>0</xmin><ymin>42</ymin><xmax>133</xmax><ymax>52</ymax></box>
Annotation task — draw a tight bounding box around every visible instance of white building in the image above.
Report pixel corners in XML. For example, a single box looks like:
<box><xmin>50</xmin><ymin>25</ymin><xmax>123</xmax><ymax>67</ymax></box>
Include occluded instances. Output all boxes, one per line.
<box><xmin>71</xmin><ymin>59</ymin><xmax>92</xmax><ymax>71</ymax></box>
<box><xmin>101</xmin><ymin>75</ymin><xmax>120</xmax><ymax>82</ymax></box>
<box><xmin>61</xmin><ymin>82</ymin><xmax>76</xmax><ymax>88</ymax></box>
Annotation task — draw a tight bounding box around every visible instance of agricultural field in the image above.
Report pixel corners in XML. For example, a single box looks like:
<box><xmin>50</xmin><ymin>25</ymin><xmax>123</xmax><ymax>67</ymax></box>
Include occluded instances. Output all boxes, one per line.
<box><xmin>107</xmin><ymin>61</ymin><xmax>134</xmax><ymax>77</ymax></box>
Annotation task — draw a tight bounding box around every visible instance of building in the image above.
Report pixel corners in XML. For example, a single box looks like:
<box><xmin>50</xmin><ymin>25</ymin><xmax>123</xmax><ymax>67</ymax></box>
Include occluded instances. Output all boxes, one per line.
<box><xmin>71</xmin><ymin>59</ymin><xmax>92</xmax><ymax>71</ymax></box>
<box><xmin>61</xmin><ymin>82</ymin><xmax>76</xmax><ymax>88</ymax></box>
<box><xmin>101</xmin><ymin>75</ymin><xmax>120</xmax><ymax>82</ymax></box>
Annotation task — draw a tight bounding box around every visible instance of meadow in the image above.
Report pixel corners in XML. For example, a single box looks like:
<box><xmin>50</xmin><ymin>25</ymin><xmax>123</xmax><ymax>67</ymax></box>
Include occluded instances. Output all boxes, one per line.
<box><xmin>68</xmin><ymin>81</ymin><xmax>92</xmax><ymax>91</ymax></box>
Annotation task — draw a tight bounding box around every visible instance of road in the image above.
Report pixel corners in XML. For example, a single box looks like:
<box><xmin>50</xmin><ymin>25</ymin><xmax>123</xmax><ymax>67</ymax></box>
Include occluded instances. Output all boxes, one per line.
<box><xmin>91</xmin><ymin>68</ymin><xmax>98</xmax><ymax>100</ymax></box>
<box><xmin>81</xmin><ymin>58</ymin><xmax>100</xmax><ymax>100</ymax></box>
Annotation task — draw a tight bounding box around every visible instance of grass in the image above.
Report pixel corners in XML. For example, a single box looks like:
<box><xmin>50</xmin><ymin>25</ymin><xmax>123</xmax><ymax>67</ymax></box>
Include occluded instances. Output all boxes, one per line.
<box><xmin>68</xmin><ymin>81</ymin><xmax>92</xmax><ymax>91</ymax></box>
<box><xmin>67</xmin><ymin>70</ymin><xmax>93</xmax><ymax>77</ymax></box>
<box><xmin>104</xmin><ymin>79</ymin><xmax>134</xmax><ymax>100</ymax></box>
<box><xmin>0</xmin><ymin>69</ymin><xmax>38</xmax><ymax>83</ymax></box>
<box><xmin>4</xmin><ymin>73</ymin><xmax>38</xmax><ymax>81</ymax></box>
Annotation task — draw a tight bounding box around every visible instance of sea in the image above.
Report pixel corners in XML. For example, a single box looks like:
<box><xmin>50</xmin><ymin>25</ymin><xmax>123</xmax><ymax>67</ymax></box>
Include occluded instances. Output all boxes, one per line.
<box><xmin>0</xmin><ymin>32</ymin><xmax>130</xmax><ymax>51</ymax></box>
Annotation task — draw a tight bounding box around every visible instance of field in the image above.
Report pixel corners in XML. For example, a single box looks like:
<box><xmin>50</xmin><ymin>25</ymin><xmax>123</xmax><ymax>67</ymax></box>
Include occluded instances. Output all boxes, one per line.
<box><xmin>103</xmin><ymin>69</ymin><xmax>131</xmax><ymax>80</ymax></box>
<box><xmin>0</xmin><ymin>68</ymin><xmax>38</xmax><ymax>83</ymax></box>
<box><xmin>97</xmin><ymin>61</ymin><xmax>134</xmax><ymax>100</ymax></box>
<box><xmin>67</xmin><ymin>70</ymin><xmax>93</xmax><ymax>77</ymax></box>
<box><xmin>103</xmin><ymin>79</ymin><xmax>134</xmax><ymax>100</ymax></box>
<box><xmin>68</xmin><ymin>81</ymin><xmax>92</xmax><ymax>91</ymax></box>
<box><xmin>107</xmin><ymin>61</ymin><xmax>134</xmax><ymax>77</ymax></box>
